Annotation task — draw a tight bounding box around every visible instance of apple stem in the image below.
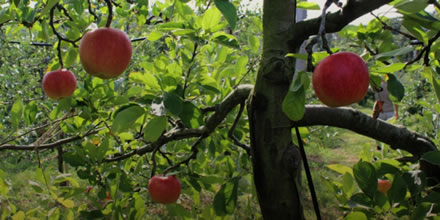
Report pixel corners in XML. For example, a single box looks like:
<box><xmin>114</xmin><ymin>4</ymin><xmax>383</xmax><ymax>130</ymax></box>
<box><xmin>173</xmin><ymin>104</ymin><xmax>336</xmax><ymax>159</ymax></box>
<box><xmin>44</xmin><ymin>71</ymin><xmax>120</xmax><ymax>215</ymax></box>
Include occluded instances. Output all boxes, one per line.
<box><xmin>104</xmin><ymin>0</ymin><xmax>113</xmax><ymax>28</ymax></box>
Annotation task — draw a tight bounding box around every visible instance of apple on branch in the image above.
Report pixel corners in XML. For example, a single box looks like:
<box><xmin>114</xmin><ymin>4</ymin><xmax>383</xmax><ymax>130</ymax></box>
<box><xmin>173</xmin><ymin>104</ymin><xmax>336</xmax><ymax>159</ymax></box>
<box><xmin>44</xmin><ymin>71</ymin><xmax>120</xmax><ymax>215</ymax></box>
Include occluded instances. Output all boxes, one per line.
<box><xmin>148</xmin><ymin>175</ymin><xmax>181</xmax><ymax>204</ymax></box>
<box><xmin>42</xmin><ymin>69</ymin><xmax>77</xmax><ymax>100</ymax></box>
<box><xmin>79</xmin><ymin>28</ymin><xmax>132</xmax><ymax>79</ymax></box>
<box><xmin>312</xmin><ymin>52</ymin><xmax>370</xmax><ymax>107</ymax></box>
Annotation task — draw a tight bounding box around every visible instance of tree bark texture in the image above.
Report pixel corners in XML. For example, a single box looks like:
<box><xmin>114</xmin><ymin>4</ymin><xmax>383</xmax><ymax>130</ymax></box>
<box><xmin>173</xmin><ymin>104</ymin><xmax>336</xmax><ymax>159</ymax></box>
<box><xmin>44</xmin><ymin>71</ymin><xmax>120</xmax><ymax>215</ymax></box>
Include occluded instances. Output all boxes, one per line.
<box><xmin>249</xmin><ymin>0</ymin><xmax>402</xmax><ymax>218</ymax></box>
<box><xmin>248</xmin><ymin>0</ymin><xmax>305</xmax><ymax>218</ymax></box>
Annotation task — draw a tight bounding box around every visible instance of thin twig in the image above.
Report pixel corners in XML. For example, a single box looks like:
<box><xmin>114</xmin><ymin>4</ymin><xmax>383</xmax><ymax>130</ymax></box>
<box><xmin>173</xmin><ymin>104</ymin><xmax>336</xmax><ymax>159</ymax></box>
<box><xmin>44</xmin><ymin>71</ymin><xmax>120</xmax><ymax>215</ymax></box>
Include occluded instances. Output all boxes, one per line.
<box><xmin>370</xmin><ymin>12</ymin><xmax>416</xmax><ymax>40</ymax></box>
<box><xmin>233</xmin><ymin>56</ymin><xmax>260</xmax><ymax>90</ymax></box>
<box><xmin>104</xmin><ymin>0</ymin><xmax>113</xmax><ymax>27</ymax></box>
<box><xmin>163</xmin><ymin>135</ymin><xmax>206</xmax><ymax>175</ymax></box>
<box><xmin>228</xmin><ymin>102</ymin><xmax>251</xmax><ymax>155</ymax></box>
<box><xmin>182</xmin><ymin>43</ymin><xmax>199</xmax><ymax>98</ymax></box>
<box><xmin>87</xmin><ymin>0</ymin><xmax>99</xmax><ymax>22</ymax></box>
<box><xmin>49</xmin><ymin>5</ymin><xmax>81</xmax><ymax>47</ymax></box>
<box><xmin>305</xmin><ymin>0</ymin><xmax>335</xmax><ymax>71</ymax></box>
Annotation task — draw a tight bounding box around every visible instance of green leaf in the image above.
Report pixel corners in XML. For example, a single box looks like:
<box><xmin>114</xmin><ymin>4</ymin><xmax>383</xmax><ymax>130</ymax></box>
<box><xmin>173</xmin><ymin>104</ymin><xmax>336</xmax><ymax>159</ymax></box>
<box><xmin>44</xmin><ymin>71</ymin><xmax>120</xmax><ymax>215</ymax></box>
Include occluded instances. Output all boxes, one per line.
<box><xmin>210</xmin><ymin>32</ymin><xmax>240</xmax><ymax>49</ymax></box>
<box><xmin>327</xmin><ymin>164</ymin><xmax>353</xmax><ymax>176</ymax></box>
<box><xmin>10</xmin><ymin>100</ymin><xmax>24</xmax><ymax>130</ymax></box>
<box><xmin>353</xmin><ymin>161</ymin><xmax>377</xmax><ymax>198</ymax></box>
<box><xmin>144</xmin><ymin>116</ymin><xmax>168</xmax><ymax>142</ymax></box>
<box><xmin>375</xmin><ymin>47</ymin><xmax>413</xmax><ymax>59</ymax></box>
<box><xmin>297</xmin><ymin>1</ymin><xmax>320</xmax><ymax>10</ymax></box>
<box><xmin>420</xmin><ymin>151</ymin><xmax>440</xmax><ymax>166</ymax></box>
<box><xmin>147</xmin><ymin>31</ymin><xmax>164</xmax><ymax>42</ymax></box>
<box><xmin>11</xmin><ymin>211</ymin><xmax>25</xmax><ymax>220</ymax></box>
<box><xmin>213</xmin><ymin>177</ymin><xmax>240</xmax><ymax>216</ymax></box>
<box><xmin>202</xmin><ymin>6</ymin><xmax>222</xmax><ymax>32</ymax></box>
<box><xmin>371</xmin><ymin>63</ymin><xmax>405</xmax><ymax>73</ymax></box>
<box><xmin>63</xmin><ymin>47</ymin><xmax>78</xmax><ymax>68</ymax></box>
<box><xmin>40</xmin><ymin>0</ymin><xmax>60</xmax><ymax>17</ymax></box>
<box><xmin>345</xmin><ymin>212</ymin><xmax>367</xmax><ymax>220</ymax></box>
<box><xmin>342</xmin><ymin>172</ymin><xmax>354</xmax><ymax>197</ymax></box>
<box><xmin>428</xmin><ymin>67</ymin><xmax>440</xmax><ymax>103</ymax></box>
<box><xmin>411</xmin><ymin>202</ymin><xmax>432</xmax><ymax>220</ymax></box>
<box><xmin>57</xmin><ymin>198</ymin><xmax>75</xmax><ymax>208</ymax></box>
<box><xmin>394</xmin><ymin>0</ymin><xmax>429</xmax><ymax>13</ymax></box>
<box><xmin>387</xmin><ymin>174</ymin><xmax>407</xmax><ymax>203</ymax></box>
<box><xmin>166</xmin><ymin>204</ymin><xmax>191</xmax><ymax>218</ymax></box>
<box><xmin>282</xmin><ymin>86</ymin><xmax>305</xmax><ymax>121</ymax></box>
<box><xmin>164</xmin><ymin>92</ymin><xmax>183</xmax><ymax>115</ymax></box>
<box><xmin>214</xmin><ymin>0</ymin><xmax>237</xmax><ymax>30</ymax></box>
<box><xmin>423</xmin><ymin>191</ymin><xmax>440</xmax><ymax>203</ymax></box>
<box><xmin>386</xmin><ymin>74</ymin><xmax>405</xmax><ymax>102</ymax></box>
<box><xmin>112</xmin><ymin>104</ymin><xmax>145</xmax><ymax>133</ymax></box>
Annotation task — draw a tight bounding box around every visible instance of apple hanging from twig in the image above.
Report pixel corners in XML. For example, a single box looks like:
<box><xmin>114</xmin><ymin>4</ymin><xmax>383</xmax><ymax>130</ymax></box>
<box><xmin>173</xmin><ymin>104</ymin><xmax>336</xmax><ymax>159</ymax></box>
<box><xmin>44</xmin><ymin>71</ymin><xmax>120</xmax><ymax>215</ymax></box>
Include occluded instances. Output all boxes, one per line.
<box><xmin>148</xmin><ymin>175</ymin><xmax>181</xmax><ymax>204</ymax></box>
<box><xmin>79</xmin><ymin>28</ymin><xmax>132</xmax><ymax>79</ymax></box>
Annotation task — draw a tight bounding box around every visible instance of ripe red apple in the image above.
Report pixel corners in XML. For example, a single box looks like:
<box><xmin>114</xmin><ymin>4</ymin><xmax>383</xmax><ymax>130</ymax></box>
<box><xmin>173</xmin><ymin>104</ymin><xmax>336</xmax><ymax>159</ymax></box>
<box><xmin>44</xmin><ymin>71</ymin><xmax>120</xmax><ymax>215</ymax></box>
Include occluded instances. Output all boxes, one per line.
<box><xmin>42</xmin><ymin>69</ymin><xmax>77</xmax><ymax>100</ymax></box>
<box><xmin>312</xmin><ymin>52</ymin><xmax>370</xmax><ymax>107</ymax></box>
<box><xmin>79</xmin><ymin>28</ymin><xmax>132</xmax><ymax>79</ymax></box>
<box><xmin>148</xmin><ymin>175</ymin><xmax>181</xmax><ymax>204</ymax></box>
<box><xmin>377</xmin><ymin>179</ymin><xmax>392</xmax><ymax>194</ymax></box>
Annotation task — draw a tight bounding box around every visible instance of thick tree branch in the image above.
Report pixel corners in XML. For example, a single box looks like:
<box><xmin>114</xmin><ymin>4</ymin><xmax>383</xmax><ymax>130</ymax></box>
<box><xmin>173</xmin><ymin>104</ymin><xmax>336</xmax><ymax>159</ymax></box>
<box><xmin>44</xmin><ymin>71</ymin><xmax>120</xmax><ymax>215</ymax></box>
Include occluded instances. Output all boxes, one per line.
<box><xmin>105</xmin><ymin>84</ymin><xmax>254</xmax><ymax>162</ymax></box>
<box><xmin>293</xmin><ymin>105</ymin><xmax>437</xmax><ymax>157</ymax></box>
<box><xmin>290</xmin><ymin>0</ymin><xmax>393</xmax><ymax>50</ymax></box>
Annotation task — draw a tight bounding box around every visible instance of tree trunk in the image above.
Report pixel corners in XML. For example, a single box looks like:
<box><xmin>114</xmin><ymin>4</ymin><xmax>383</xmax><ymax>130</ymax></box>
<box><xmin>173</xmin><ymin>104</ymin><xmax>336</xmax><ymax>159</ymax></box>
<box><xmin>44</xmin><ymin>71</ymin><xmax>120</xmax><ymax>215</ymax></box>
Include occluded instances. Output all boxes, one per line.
<box><xmin>248</xmin><ymin>0</ymin><xmax>305</xmax><ymax>218</ymax></box>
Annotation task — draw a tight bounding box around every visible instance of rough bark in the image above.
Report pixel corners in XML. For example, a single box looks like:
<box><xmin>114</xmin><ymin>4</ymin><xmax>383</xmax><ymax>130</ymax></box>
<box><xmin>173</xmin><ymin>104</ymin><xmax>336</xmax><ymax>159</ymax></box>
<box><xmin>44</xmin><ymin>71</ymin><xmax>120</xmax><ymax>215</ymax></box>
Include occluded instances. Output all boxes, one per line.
<box><xmin>248</xmin><ymin>0</ymin><xmax>305</xmax><ymax>218</ymax></box>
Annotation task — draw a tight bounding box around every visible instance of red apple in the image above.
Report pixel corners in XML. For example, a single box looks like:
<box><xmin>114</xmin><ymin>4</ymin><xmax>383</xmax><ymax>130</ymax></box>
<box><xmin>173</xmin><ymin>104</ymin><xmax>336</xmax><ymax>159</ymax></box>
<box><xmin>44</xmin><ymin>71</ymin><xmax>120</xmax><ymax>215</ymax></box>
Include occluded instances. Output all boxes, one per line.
<box><xmin>312</xmin><ymin>52</ymin><xmax>370</xmax><ymax>107</ymax></box>
<box><xmin>79</xmin><ymin>28</ymin><xmax>132</xmax><ymax>79</ymax></box>
<box><xmin>148</xmin><ymin>175</ymin><xmax>181</xmax><ymax>204</ymax></box>
<box><xmin>42</xmin><ymin>69</ymin><xmax>77</xmax><ymax>100</ymax></box>
<box><xmin>377</xmin><ymin>179</ymin><xmax>392</xmax><ymax>194</ymax></box>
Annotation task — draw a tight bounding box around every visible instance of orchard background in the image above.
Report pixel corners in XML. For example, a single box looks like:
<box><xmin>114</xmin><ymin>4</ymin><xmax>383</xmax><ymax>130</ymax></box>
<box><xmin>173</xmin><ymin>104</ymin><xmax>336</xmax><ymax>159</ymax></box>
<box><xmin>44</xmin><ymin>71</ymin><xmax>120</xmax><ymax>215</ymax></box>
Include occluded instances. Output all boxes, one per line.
<box><xmin>2</xmin><ymin>0</ymin><xmax>440</xmax><ymax>219</ymax></box>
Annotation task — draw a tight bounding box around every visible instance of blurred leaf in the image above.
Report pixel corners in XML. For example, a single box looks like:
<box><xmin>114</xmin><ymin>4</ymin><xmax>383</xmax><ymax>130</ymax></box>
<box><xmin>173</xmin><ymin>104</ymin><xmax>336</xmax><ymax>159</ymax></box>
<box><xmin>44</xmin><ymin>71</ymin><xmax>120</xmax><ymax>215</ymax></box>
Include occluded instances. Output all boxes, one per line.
<box><xmin>214</xmin><ymin>0</ymin><xmax>237</xmax><ymax>30</ymax></box>
<box><xmin>375</xmin><ymin>47</ymin><xmax>413</xmax><ymax>59</ymax></box>
<box><xmin>411</xmin><ymin>202</ymin><xmax>431</xmax><ymax>220</ymax></box>
<box><xmin>297</xmin><ymin>1</ymin><xmax>320</xmax><ymax>10</ymax></box>
<box><xmin>11</xmin><ymin>211</ymin><xmax>25</xmax><ymax>220</ymax></box>
<box><xmin>423</xmin><ymin>191</ymin><xmax>440</xmax><ymax>203</ymax></box>
<box><xmin>353</xmin><ymin>161</ymin><xmax>377</xmax><ymax>198</ymax></box>
<box><xmin>282</xmin><ymin>86</ymin><xmax>305</xmax><ymax>121</ymax></box>
<box><xmin>144</xmin><ymin>116</ymin><xmax>168</xmax><ymax>142</ymax></box>
<box><xmin>342</xmin><ymin>172</ymin><xmax>354</xmax><ymax>197</ymax></box>
<box><xmin>166</xmin><ymin>203</ymin><xmax>191</xmax><ymax>218</ymax></box>
<box><xmin>394</xmin><ymin>0</ymin><xmax>429</xmax><ymax>13</ymax></box>
<box><xmin>345</xmin><ymin>212</ymin><xmax>367</xmax><ymax>220</ymax></box>
<box><xmin>213</xmin><ymin>177</ymin><xmax>240</xmax><ymax>216</ymax></box>
<box><xmin>387</xmin><ymin>174</ymin><xmax>407</xmax><ymax>204</ymax></box>
<box><xmin>10</xmin><ymin>100</ymin><xmax>24</xmax><ymax>130</ymax></box>
<box><xmin>386</xmin><ymin>74</ymin><xmax>405</xmax><ymax>102</ymax></box>
<box><xmin>420</xmin><ymin>151</ymin><xmax>440</xmax><ymax>166</ymax></box>
<box><xmin>327</xmin><ymin>164</ymin><xmax>353</xmax><ymax>176</ymax></box>
<box><xmin>164</xmin><ymin>92</ymin><xmax>183</xmax><ymax>115</ymax></box>
<box><xmin>40</xmin><ymin>0</ymin><xmax>60</xmax><ymax>16</ymax></box>
<box><xmin>428</xmin><ymin>67</ymin><xmax>440</xmax><ymax>103</ymax></box>
<box><xmin>210</xmin><ymin>32</ymin><xmax>240</xmax><ymax>49</ymax></box>
<box><xmin>372</xmin><ymin>63</ymin><xmax>405</xmax><ymax>73</ymax></box>
<box><xmin>202</xmin><ymin>6</ymin><xmax>222</xmax><ymax>32</ymax></box>
<box><xmin>112</xmin><ymin>104</ymin><xmax>145</xmax><ymax>133</ymax></box>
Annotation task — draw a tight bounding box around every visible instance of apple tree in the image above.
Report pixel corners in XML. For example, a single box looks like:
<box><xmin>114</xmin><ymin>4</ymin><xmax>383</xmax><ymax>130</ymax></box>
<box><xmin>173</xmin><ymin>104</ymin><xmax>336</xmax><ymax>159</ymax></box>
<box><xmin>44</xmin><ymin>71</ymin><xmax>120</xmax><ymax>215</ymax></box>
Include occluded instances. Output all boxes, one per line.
<box><xmin>1</xmin><ymin>0</ymin><xmax>440</xmax><ymax>219</ymax></box>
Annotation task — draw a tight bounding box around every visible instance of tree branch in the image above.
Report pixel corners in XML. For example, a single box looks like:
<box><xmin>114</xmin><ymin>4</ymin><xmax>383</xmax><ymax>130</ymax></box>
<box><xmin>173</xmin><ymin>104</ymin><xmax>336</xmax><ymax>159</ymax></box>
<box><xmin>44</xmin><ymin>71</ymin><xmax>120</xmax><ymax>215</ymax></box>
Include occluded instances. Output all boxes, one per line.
<box><xmin>292</xmin><ymin>105</ymin><xmax>437</xmax><ymax>158</ymax></box>
<box><xmin>105</xmin><ymin>84</ymin><xmax>254</xmax><ymax>162</ymax></box>
<box><xmin>290</xmin><ymin>0</ymin><xmax>393</xmax><ymax>50</ymax></box>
